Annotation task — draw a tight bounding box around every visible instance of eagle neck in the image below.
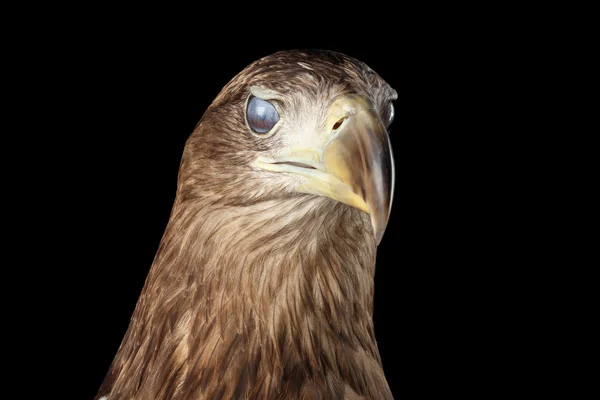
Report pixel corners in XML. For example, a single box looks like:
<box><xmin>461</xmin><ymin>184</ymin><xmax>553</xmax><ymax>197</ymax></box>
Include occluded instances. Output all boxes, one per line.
<box><xmin>101</xmin><ymin>196</ymin><xmax>391</xmax><ymax>399</ymax></box>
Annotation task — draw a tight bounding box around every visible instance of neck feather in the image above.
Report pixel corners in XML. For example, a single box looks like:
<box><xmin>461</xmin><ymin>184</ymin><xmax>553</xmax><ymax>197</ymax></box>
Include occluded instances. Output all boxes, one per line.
<box><xmin>99</xmin><ymin>196</ymin><xmax>392</xmax><ymax>399</ymax></box>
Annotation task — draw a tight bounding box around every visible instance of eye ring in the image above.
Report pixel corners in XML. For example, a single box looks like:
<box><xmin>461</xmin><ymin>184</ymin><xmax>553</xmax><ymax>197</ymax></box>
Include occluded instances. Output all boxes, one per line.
<box><xmin>246</xmin><ymin>96</ymin><xmax>280</xmax><ymax>135</ymax></box>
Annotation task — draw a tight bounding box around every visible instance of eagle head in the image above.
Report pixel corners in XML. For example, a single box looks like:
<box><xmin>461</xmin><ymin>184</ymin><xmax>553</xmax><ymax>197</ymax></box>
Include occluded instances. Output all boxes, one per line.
<box><xmin>179</xmin><ymin>49</ymin><xmax>396</xmax><ymax>243</ymax></box>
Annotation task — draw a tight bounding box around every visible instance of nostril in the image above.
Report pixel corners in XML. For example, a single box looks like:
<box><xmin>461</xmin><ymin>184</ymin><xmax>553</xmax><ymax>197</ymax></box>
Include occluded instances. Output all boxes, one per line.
<box><xmin>332</xmin><ymin>117</ymin><xmax>345</xmax><ymax>131</ymax></box>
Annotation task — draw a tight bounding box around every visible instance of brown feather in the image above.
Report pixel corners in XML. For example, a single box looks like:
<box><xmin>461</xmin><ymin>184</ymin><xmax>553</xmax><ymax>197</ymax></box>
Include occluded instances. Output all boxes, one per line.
<box><xmin>96</xmin><ymin>49</ymin><xmax>395</xmax><ymax>400</ymax></box>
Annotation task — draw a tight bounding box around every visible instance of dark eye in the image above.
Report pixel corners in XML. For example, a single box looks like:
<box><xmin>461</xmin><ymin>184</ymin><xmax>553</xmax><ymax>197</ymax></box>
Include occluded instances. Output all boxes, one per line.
<box><xmin>381</xmin><ymin>102</ymin><xmax>395</xmax><ymax>127</ymax></box>
<box><xmin>247</xmin><ymin>96</ymin><xmax>279</xmax><ymax>134</ymax></box>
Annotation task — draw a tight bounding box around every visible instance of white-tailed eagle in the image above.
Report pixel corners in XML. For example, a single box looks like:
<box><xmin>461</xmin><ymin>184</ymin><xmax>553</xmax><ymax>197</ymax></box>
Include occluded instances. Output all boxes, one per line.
<box><xmin>97</xmin><ymin>49</ymin><xmax>396</xmax><ymax>400</ymax></box>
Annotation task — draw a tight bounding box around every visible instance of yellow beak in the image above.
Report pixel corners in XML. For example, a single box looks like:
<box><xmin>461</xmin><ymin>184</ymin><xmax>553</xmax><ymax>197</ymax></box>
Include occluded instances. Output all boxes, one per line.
<box><xmin>253</xmin><ymin>94</ymin><xmax>394</xmax><ymax>244</ymax></box>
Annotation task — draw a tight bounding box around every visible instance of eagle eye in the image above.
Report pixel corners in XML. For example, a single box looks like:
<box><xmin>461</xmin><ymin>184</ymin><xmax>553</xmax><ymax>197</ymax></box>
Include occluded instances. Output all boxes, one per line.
<box><xmin>382</xmin><ymin>102</ymin><xmax>395</xmax><ymax>128</ymax></box>
<box><xmin>246</xmin><ymin>96</ymin><xmax>279</xmax><ymax>134</ymax></box>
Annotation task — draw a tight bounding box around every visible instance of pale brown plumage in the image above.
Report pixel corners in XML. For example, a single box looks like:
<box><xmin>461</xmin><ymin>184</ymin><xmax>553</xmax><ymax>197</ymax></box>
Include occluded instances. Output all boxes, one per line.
<box><xmin>96</xmin><ymin>50</ymin><xmax>396</xmax><ymax>399</ymax></box>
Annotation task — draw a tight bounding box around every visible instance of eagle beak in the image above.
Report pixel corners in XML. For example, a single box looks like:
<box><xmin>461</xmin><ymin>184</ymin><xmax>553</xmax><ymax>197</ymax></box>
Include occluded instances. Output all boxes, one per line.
<box><xmin>253</xmin><ymin>94</ymin><xmax>394</xmax><ymax>244</ymax></box>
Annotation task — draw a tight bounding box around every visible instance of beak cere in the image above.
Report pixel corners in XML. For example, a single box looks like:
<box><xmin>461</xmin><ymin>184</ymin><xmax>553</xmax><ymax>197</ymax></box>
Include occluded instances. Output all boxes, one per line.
<box><xmin>253</xmin><ymin>94</ymin><xmax>395</xmax><ymax>244</ymax></box>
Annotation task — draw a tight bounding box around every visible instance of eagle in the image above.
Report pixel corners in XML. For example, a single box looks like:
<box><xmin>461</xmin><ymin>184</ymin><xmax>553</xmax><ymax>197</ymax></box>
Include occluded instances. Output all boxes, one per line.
<box><xmin>96</xmin><ymin>49</ymin><xmax>397</xmax><ymax>400</ymax></box>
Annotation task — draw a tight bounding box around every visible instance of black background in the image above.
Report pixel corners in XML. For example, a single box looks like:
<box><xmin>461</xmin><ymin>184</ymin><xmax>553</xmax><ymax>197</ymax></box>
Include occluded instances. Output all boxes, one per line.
<box><xmin>36</xmin><ymin>15</ymin><xmax>525</xmax><ymax>399</ymax></box>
